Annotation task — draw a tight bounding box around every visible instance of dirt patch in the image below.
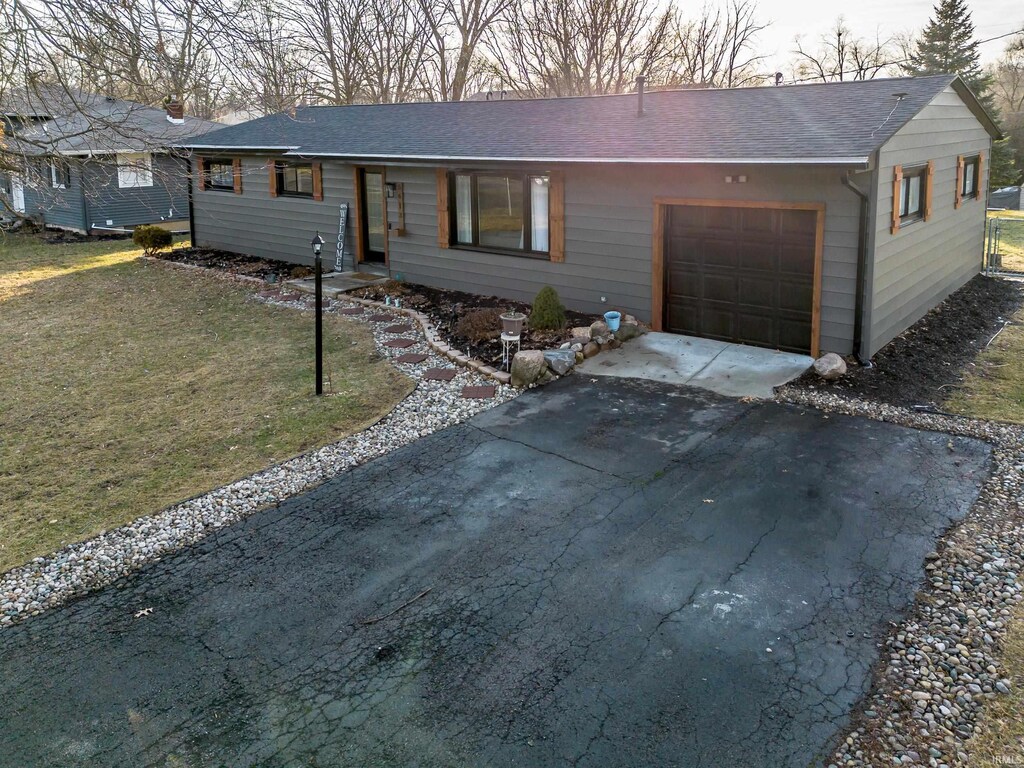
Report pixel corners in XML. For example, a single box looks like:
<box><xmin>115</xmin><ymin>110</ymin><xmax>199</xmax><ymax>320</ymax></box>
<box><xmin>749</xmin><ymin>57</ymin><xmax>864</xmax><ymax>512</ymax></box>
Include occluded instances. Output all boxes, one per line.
<box><xmin>791</xmin><ymin>275</ymin><xmax>1024</xmax><ymax>407</ymax></box>
<box><xmin>157</xmin><ymin>247</ymin><xmax>312</xmax><ymax>280</ymax></box>
<box><xmin>41</xmin><ymin>229</ymin><xmax>130</xmax><ymax>245</ymax></box>
<box><xmin>350</xmin><ymin>281</ymin><xmax>596</xmax><ymax>368</ymax></box>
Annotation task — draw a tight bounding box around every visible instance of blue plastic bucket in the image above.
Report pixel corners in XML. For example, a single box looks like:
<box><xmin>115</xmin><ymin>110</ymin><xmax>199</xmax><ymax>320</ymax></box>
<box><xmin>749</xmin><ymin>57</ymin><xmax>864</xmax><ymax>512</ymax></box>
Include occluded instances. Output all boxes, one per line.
<box><xmin>604</xmin><ymin>311</ymin><xmax>622</xmax><ymax>332</ymax></box>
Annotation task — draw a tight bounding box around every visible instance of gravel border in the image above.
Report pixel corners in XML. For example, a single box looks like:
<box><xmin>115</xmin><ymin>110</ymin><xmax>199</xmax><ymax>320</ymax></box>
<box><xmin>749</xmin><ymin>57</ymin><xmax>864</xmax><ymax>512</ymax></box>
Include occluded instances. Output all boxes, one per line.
<box><xmin>1</xmin><ymin>280</ymin><xmax>518</xmax><ymax>628</ymax></box>
<box><xmin>774</xmin><ymin>386</ymin><xmax>1024</xmax><ymax>767</ymax></box>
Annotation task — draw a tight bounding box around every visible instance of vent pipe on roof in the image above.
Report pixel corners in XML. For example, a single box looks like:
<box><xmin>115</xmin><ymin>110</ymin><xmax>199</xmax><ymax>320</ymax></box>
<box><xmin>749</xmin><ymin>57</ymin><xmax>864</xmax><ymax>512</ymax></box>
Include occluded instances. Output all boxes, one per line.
<box><xmin>636</xmin><ymin>76</ymin><xmax>645</xmax><ymax>117</ymax></box>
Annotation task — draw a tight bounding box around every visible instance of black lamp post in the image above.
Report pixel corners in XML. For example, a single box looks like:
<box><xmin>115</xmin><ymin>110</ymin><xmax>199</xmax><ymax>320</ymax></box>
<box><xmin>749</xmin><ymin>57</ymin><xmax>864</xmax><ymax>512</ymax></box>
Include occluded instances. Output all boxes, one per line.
<box><xmin>311</xmin><ymin>231</ymin><xmax>325</xmax><ymax>396</ymax></box>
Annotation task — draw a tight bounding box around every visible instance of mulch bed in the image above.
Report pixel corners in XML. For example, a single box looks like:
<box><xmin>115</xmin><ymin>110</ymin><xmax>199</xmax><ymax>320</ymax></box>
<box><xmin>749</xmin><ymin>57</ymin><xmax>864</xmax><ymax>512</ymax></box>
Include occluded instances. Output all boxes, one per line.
<box><xmin>350</xmin><ymin>281</ymin><xmax>594</xmax><ymax>368</ymax></box>
<box><xmin>790</xmin><ymin>275</ymin><xmax>1024</xmax><ymax>408</ymax></box>
<box><xmin>157</xmin><ymin>247</ymin><xmax>312</xmax><ymax>281</ymax></box>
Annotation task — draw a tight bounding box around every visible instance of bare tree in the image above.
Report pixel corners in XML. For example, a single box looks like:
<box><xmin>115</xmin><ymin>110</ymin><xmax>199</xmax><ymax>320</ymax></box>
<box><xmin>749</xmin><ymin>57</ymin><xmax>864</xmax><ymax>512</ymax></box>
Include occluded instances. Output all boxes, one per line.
<box><xmin>658</xmin><ymin>0</ymin><xmax>769</xmax><ymax>88</ymax></box>
<box><xmin>792</xmin><ymin>17</ymin><xmax>897</xmax><ymax>82</ymax></box>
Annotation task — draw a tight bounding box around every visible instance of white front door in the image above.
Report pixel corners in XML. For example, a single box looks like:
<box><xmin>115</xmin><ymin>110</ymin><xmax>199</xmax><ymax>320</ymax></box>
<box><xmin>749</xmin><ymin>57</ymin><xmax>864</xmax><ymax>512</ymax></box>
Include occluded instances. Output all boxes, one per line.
<box><xmin>11</xmin><ymin>175</ymin><xmax>25</xmax><ymax>213</ymax></box>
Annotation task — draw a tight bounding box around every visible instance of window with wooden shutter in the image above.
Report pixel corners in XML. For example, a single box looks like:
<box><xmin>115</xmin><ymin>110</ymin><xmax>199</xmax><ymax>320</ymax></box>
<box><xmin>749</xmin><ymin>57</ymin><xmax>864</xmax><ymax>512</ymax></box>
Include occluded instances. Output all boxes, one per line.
<box><xmin>268</xmin><ymin>159</ymin><xmax>278</xmax><ymax>198</ymax></box>
<box><xmin>232</xmin><ymin>158</ymin><xmax>243</xmax><ymax>194</ymax></box>
<box><xmin>197</xmin><ymin>158</ymin><xmax>207</xmax><ymax>191</ymax></box>
<box><xmin>923</xmin><ymin>160</ymin><xmax>934</xmax><ymax>221</ymax></box>
<box><xmin>955</xmin><ymin>156</ymin><xmax>964</xmax><ymax>209</ymax></box>
<box><xmin>436</xmin><ymin>167</ymin><xmax>450</xmax><ymax>248</ymax></box>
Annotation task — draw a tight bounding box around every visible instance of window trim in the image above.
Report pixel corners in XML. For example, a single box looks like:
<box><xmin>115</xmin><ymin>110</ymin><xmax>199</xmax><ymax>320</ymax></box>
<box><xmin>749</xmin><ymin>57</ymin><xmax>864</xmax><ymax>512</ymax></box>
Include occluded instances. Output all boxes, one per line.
<box><xmin>201</xmin><ymin>157</ymin><xmax>236</xmax><ymax>191</ymax></box>
<box><xmin>273</xmin><ymin>161</ymin><xmax>315</xmax><ymax>198</ymax></box>
<box><xmin>48</xmin><ymin>158</ymin><xmax>70</xmax><ymax>189</ymax></box>
<box><xmin>116</xmin><ymin>152</ymin><xmax>154</xmax><ymax>189</ymax></box>
<box><xmin>960</xmin><ymin>154</ymin><xmax>981</xmax><ymax>203</ymax></box>
<box><xmin>447</xmin><ymin>169</ymin><xmax>550</xmax><ymax>258</ymax></box>
<box><xmin>891</xmin><ymin>162</ymin><xmax>932</xmax><ymax>234</ymax></box>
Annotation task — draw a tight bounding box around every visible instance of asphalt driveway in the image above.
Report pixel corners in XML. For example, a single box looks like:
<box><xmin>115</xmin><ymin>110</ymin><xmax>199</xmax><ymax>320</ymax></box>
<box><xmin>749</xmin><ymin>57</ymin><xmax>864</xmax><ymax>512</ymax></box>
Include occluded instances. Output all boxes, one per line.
<box><xmin>0</xmin><ymin>378</ymin><xmax>991</xmax><ymax>768</ymax></box>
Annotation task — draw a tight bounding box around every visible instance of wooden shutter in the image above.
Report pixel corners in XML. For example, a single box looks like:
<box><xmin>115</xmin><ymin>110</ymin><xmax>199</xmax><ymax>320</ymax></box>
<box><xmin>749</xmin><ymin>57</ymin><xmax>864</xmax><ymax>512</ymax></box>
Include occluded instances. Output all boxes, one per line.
<box><xmin>955</xmin><ymin>155</ymin><xmax>964</xmax><ymax>209</ymax></box>
<box><xmin>924</xmin><ymin>160</ymin><xmax>934</xmax><ymax>221</ymax></box>
<box><xmin>891</xmin><ymin>165</ymin><xmax>902</xmax><ymax>234</ymax></box>
<box><xmin>312</xmin><ymin>162</ymin><xmax>323</xmax><ymax>201</ymax></box>
<box><xmin>548</xmin><ymin>170</ymin><xmax>565</xmax><ymax>262</ymax></box>
<box><xmin>197</xmin><ymin>158</ymin><xmax>207</xmax><ymax>191</ymax></box>
<box><xmin>436</xmin><ymin>167</ymin><xmax>450</xmax><ymax>248</ymax></box>
<box><xmin>977</xmin><ymin>152</ymin><xmax>985</xmax><ymax>199</ymax></box>
<box><xmin>267</xmin><ymin>159</ymin><xmax>278</xmax><ymax>198</ymax></box>
<box><xmin>232</xmin><ymin>158</ymin><xmax>242</xmax><ymax>194</ymax></box>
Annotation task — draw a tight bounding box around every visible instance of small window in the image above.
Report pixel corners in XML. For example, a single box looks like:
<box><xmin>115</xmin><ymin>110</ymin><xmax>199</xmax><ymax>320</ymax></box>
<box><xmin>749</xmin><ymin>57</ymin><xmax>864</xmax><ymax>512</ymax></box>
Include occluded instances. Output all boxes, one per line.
<box><xmin>48</xmin><ymin>159</ymin><xmax>70</xmax><ymax>189</ymax></box>
<box><xmin>117</xmin><ymin>152</ymin><xmax>153</xmax><ymax>188</ymax></box>
<box><xmin>448</xmin><ymin>171</ymin><xmax>550</xmax><ymax>256</ymax></box>
<box><xmin>899</xmin><ymin>166</ymin><xmax>928</xmax><ymax>223</ymax></box>
<box><xmin>961</xmin><ymin>155</ymin><xmax>980</xmax><ymax>199</ymax></box>
<box><xmin>203</xmin><ymin>159</ymin><xmax>235</xmax><ymax>190</ymax></box>
<box><xmin>275</xmin><ymin>162</ymin><xmax>314</xmax><ymax>197</ymax></box>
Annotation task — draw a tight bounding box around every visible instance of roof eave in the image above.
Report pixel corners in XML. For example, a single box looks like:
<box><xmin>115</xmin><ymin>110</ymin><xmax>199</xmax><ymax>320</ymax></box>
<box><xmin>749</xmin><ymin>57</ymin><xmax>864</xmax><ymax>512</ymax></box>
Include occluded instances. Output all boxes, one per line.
<box><xmin>948</xmin><ymin>77</ymin><xmax>1003</xmax><ymax>140</ymax></box>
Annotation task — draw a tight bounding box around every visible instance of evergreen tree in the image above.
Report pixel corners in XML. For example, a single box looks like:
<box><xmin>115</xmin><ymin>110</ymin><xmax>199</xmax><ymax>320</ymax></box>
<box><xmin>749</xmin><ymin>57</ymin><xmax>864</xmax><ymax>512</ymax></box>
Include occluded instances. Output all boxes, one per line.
<box><xmin>905</xmin><ymin>0</ymin><xmax>994</xmax><ymax>106</ymax></box>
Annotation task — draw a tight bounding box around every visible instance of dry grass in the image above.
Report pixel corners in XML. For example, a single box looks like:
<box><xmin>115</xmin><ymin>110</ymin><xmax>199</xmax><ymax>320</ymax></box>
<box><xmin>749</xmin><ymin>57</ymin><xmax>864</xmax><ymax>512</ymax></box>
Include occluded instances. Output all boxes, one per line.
<box><xmin>0</xmin><ymin>233</ymin><xmax>413</xmax><ymax>572</ymax></box>
<box><xmin>965</xmin><ymin>603</ymin><xmax>1024</xmax><ymax>766</ymax></box>
<box><xmin>945</xmin><ymin>311</ymin><xmax>1024</xmax><ymax>424</ymax></box>
<box><xmin>988</xmin><ymin>210</ymin><xmax>1024</xmax><ymax>273</ymax></box>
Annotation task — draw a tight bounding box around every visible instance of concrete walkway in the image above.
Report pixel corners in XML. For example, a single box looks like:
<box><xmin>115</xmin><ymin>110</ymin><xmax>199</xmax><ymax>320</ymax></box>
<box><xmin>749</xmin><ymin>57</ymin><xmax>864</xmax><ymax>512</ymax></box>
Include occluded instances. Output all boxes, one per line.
<box><xmin>579</xmin><ymin>332</ymin><xmax>813</xmax><ymax>398</ymax></box>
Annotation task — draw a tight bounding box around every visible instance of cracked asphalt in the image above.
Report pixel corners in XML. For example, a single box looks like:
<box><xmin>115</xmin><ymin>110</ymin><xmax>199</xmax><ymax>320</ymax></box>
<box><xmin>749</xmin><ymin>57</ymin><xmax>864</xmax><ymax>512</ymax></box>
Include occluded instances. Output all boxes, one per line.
<box><xmin>0</xmin><ymin>378</ymin><xmax>992</xmax><ymax>768</ymax></box>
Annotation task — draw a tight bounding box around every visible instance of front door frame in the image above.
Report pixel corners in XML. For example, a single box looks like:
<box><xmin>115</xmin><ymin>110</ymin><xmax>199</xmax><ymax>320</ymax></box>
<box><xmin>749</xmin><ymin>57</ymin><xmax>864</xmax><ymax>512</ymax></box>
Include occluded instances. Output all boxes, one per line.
<box><xmin>354</xmin><ymin>166</ymin><xmax>388</xmax><ymax>266</ymax></box>
<box><xmin>652</xmin><ymin>197</ymin><xmax>825</xmax><ymax>358</ymax></box>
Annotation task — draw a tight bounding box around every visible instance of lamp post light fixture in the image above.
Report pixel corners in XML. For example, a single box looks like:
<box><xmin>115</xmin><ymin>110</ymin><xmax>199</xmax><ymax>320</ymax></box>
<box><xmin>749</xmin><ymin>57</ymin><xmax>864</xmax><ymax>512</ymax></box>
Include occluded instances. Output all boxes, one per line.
<box><xmin>311</xmin><ymin>231</ymin><xmax>325</xmax><ymax>396</ymax></box>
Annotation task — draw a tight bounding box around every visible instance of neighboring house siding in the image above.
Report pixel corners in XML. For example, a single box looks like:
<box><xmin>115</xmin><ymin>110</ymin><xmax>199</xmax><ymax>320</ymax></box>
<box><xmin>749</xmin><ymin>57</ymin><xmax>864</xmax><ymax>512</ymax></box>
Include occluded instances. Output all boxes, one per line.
<box><xmin>22</xmin><ymin>158</ymin><xmax>86</xmax><ymax>230</ymax></box>
<box><xmin>868</xmin><ymin>85</ymin><xmax>991</xmax><ymax>356</ymax></box>
<box><xmin>194</xmin><ymin>158</ymin><xmax>862</xmax><ymax>354</ymax></box>
<box><xmin>85</xmin><ymin>153</ymin><xmax>190</xmax><ymax>229</ymax></box>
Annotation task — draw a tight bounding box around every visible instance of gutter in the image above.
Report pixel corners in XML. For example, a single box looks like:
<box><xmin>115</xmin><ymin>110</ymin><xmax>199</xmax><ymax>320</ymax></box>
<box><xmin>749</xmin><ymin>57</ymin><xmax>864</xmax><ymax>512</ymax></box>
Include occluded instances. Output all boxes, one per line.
<box><xmin>841</xmin><ymin>169</ymin><xmax>872</xmax><ymax>366</ymax></box>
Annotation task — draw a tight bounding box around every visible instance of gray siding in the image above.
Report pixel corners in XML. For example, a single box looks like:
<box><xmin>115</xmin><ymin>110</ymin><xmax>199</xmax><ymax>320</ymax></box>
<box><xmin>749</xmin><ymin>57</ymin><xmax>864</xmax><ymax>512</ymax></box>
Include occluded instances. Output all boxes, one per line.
<box><xmin>194</xmin><ymin>158</ymin><xmax>862</xmax><ymax>354</ymax></box>
<box><xmin>192</xmin><ymin>155</ymin><xmax>350</xmax><ymax>266</ymax></box>
<box><xmin>84</xmin><ymin>153</ymin><xmax>190</xmax><ymax>228</ymax></box>
<box><xmin>868</xmin><ymin>85</ymin><xmax>992</xmax><ymax>356</ymax></box>
<box><xmin>22</xmin><ymin>158</ymin><xmax>86</xmax><ymax>231</ymax></box>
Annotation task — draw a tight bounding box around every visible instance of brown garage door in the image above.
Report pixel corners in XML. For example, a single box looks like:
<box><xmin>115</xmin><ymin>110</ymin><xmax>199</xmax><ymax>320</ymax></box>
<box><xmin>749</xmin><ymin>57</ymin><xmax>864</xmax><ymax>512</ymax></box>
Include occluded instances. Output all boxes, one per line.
<box><xmin>664</xmin><ymin>204</ymin><xmax>817</xmax><ymax>354</ymax></box>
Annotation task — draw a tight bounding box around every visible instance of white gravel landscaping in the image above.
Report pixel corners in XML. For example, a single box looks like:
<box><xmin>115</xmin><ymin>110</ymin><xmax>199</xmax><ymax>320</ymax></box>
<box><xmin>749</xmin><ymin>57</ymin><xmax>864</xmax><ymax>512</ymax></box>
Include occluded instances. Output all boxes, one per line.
<box><xmin>775</xmin><ymin>387</ymin><xmax>1024</xmax><ymax>768</ymax></box>
<box><xmin>0</xmin><ymin>288</ymin><xmax>517</xmax><ymax>628</ymax></box>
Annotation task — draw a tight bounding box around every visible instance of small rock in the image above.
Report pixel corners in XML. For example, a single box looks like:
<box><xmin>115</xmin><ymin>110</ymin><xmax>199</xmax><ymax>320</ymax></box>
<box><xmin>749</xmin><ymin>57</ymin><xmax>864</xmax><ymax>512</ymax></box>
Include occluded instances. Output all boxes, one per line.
<box><xmin>589</xmin><ymin>320</ymin><xmax>609</xmax><ymax>339</ymax></box>
<box><xmin>615</xmin><ymin>322</ymin><xmax>642</xmax><ymax>342</ymax></box>
<box><xmin>582</xmin><ymin>342</ymin><xmax>600</xmax><ymax>359</ymax></box>
<box><xmin>543</xmin><ymin>349</ymin><xmax>576</xmax><ymax>376</ymax></box>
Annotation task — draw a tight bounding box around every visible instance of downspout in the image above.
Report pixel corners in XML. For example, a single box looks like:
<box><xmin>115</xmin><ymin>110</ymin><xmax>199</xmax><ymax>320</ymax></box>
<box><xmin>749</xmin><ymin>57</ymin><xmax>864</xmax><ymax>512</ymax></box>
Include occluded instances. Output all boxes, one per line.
<box><xmin>841</xmin><ymin>169</ymin><xmax>873</xmax><ymax>367</ymax></box>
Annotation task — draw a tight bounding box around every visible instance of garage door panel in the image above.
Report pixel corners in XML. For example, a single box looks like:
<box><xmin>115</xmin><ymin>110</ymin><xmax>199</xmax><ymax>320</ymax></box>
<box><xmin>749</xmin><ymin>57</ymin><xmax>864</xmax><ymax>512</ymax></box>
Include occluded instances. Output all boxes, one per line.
<box><xmin>664</xmin><ymin>204</ymin><xmax>817</xmax><ymax>354</ymax></box>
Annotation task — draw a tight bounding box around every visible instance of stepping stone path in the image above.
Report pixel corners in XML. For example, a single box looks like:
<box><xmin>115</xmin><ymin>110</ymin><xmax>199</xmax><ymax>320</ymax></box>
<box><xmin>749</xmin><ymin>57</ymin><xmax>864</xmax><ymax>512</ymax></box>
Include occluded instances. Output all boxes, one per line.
<box><xmin>423</xmin><ymin>368</ymin><xmax>458</xmax><ymax>382</ymax></box>
<box><xmin>367</xmin><ymin>313</ymin><xmax>396</xmax><ymax>322</ymax></box>
<box><xmin>383</xmin><ymin>338</ymin><xmax>416</xmax><ymax>349</ymax></box>
<box><xmin>395</xmin><ymin>353</ymin><xmax>429</xmax><ymax>364</ymax></box>
<box><xmin>336</xmin><ymin>308</ymin><xmax>364</xmax><ymax>316</ymax></box>
<box><xmin>382</xmin><ymin>324</ymin><xmax>413</xmax><ymax>334</ymax></box>
<box><xmin>461</xmin><ymin>385</ymin><xmax>496</xmax><ymax>399</ymax></box>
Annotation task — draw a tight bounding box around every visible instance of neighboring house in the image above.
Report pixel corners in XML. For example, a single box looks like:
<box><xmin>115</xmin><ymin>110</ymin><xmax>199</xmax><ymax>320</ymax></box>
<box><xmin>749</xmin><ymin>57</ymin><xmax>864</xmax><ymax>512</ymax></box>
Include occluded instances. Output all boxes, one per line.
<box><xmin>991</xmin><ymin>186</ymin><xmax>1022</xmax><ymax>210</ymax></box>
<box><xmin>1</xmin><ymin>88</ymin><xmax>218</xmax><ymax>232</ymax></box>
<box><xmin>180</xmin><ymin>74</ymin><xmax>999</xmax><ymax>360</ymax></box>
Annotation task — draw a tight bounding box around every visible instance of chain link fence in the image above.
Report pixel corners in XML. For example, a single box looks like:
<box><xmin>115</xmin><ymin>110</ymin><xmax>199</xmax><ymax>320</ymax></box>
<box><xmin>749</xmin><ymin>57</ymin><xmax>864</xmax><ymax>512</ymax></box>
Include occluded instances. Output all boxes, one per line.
<box><xmin>985</xmin><ymin>215</ymin><xmax>1024</xmax><ymax>277</ymax></box>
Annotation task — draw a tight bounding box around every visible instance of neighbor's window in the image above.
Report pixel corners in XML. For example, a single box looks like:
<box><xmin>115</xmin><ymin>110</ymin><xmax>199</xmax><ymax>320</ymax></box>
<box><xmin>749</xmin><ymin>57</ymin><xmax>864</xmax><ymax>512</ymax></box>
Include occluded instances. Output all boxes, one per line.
<box><xmin>48</xmin><ymin>158</ymin><xmax>70</xmax><ymax>189</ymax></box>
<box><xmin>117</xmin><ymin>152</ymin><xmax>153</xmax><ymax>188</ymax></box>
<box><xmin>449</xmin><ymin>171</ymin><xmax>550</xmax><ymax>255</ymax></box>
<box><xmin>899</xmin><ymin>165</ymin><xmax>928</xmax><ymax>222</ymax></box>
<box><xmin>961</xmin><ymin>155</ymin><xmax>980</xmax><ymax>199</ymax></box>
<box><xmin>275</xmin><ymin>162</ymin><xmax>314</xmax><ymax>197</ymax></box>
<box><xmin>204</xmin><ymin>159</ymin><xmax>235</xmax><ymax>190</ymax></box>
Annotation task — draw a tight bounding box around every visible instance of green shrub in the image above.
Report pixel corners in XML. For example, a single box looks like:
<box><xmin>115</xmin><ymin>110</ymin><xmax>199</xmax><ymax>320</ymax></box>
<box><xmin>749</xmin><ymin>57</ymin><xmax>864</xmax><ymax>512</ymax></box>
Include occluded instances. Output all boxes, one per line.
<box><xmin>530</xmin><ymin>286</ymin><xmax>566</xmax><ymax>331</ymax></box>
<box><xmin>132</xmin><ymin>225</ymin><xmax>173</xmax><ymax>256</ymax></box>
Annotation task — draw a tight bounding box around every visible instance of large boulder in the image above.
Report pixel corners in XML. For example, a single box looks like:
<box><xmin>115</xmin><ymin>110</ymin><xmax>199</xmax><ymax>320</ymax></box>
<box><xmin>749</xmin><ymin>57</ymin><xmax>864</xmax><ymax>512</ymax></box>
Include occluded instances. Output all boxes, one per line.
<box><xmin>813</xmin><ymin>352</ymin><xmax>847</xmax><ymax>380</ymax></box>
<box><xmin>510</xmin><ymin>350</ymin><xmax>547</xmax><ymax>388</ymax></box>
<box><xmin>615</xmin><ymin>322</ymin><xmax>643</xmax><ymax>342</ymax></box>
<box><xmin>544</xmin><ymin>349</ymin><xmax>576</xmax><ymax>376</ymax></box>
<box><xmin>590</xmin><ymin>320</ymin><xmax>610</xmax><ymax>339</ymax></box>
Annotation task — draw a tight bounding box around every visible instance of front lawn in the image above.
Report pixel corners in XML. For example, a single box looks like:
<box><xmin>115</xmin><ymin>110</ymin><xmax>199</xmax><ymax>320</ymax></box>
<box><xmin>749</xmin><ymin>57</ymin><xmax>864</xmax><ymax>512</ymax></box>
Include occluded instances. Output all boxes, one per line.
<box><xmin>0</xmin><ymin>233</ymin><xmax>413</xmax><ymax>572</ymax></box>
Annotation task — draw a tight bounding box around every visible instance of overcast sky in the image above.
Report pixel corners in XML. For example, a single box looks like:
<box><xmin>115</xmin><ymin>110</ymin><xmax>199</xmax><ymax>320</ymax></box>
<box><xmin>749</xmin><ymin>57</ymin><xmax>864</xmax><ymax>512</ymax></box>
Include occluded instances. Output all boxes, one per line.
<box><xmin>756</xmin><ymin>0</ymin><xmax>1024</xmax><ymax>77</ymax></box>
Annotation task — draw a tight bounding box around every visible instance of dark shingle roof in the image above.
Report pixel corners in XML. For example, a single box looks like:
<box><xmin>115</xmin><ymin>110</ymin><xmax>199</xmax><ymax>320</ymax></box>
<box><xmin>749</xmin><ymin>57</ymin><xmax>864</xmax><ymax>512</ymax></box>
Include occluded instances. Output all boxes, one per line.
<box><xmin>3</xmin><ymin>87</ymin><xmax>220</xmax><ymax>155</ymax></box>
<box><xmin>181</xmin><ymin>75</ymin><xmax>994</xmax><ymax>165</ymax></box>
